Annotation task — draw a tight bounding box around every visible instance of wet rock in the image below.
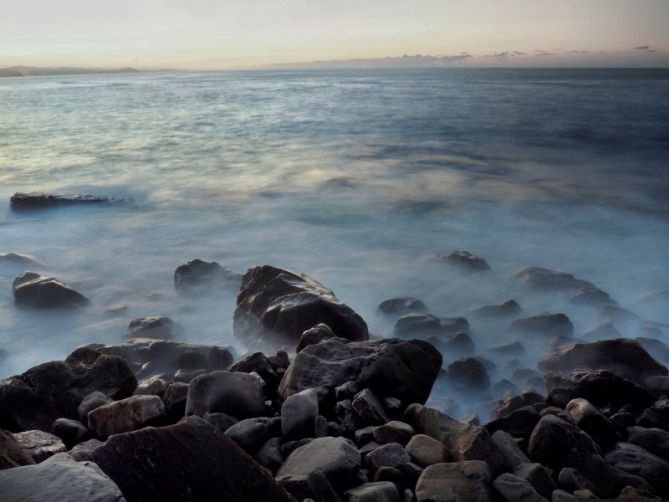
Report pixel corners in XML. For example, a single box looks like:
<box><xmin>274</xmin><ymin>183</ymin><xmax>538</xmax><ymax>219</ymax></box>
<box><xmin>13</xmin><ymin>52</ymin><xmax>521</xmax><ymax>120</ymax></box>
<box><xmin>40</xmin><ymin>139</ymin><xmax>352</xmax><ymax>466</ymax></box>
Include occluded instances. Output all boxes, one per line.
<box><xmin>225</xmin><ymin>417</ymin><xmax>269</xmax><ymax>452</ymax></box>
<box><xmin>486</xmin><ymin>406</ymin><xmax>540</xmax><ymax>439</ymax></box>
<box><xmin>539</xmin><ymin>339</ymin><xmax>667</xmax><ymax>385</ymax></box>
<box><xmin>91</xmin><ymin>416</ymin><xmax>291</xmax><ymax>501</ymax></box>
<box><xmin>374</xmin><ymin>421</ymin><xmax>415</xmax><ymax>446</ymax></box>
<box><xmin>125</xmin><ymin>316</ymin><xmax>179</xmax><ymax>340</ymax></box>
<box><xmin>353</xmin><ymin>388</ymin><xmax>390</xmax><ymax>425</ymax></box>
<box><xmin>627</xmin><ymin>426</ymin><xmax>669</xmax><ymax>460</ymax></box>
<box><xmin>0</xmin><ymin>351</ymin><xmax>136</xmax><ymax>431</ymax></box>
<box><xmin>88</xmin><ymin>395</ymin><xmax>165</xmax><ymax>436</ymax></box>
<box><xmin>405</xmin><ymin>434</ymin><xmax>448</xmax><ymax>467</ymax></box>
<box><xmin>495</xmin><ymin>393</ymin><xmax>546</xmax><ymax>418</ymax></box>
<box><xmin>513</xmin><ymin>463</ymin><xmax>556</xmax><ymax>499</ymax></box>
<box><xmin>234</xmin><ymin>265</ymin><xmax>368</xmax><ymax>349</ymax></box>
<box><xmin>186</xmin><ymin>370</ymin><xmax>266</xmax><ymax>419</ymax></box>
<box><xmin>415</xmin><ymin>461</ymin><xmax>492</xmax><ymax>502</ymax></box>
<box><xmin>51</xmin><ymin>418</ymin><xmax>88</xmax><ymax>448</ymax></box>
<box><xmin>230</xmin><ymin>352</ymin><xmax>279</xmax><ymax>388</ymax></box>
<box><xmin>12</xmin><ymin>430</ymin><xmax>66</xmax><ymax>463</ymax></box>
<box><xmin>404</xmin><ymin>404</ymin><xmax>507</xmax><ymax>475</ymax></box>
<box><xmin>10</xmin><ymin>192</ymin><xmax>129</xmax><ymax>211</ymax></box>
<box><xmin>366</xmin><ymin>443</ymin><xmax>411</xmax><ymax>471</ymax></box>
<box><xmin>279</xmin><ymin>338</ymin><xmax>442</xmax><ymax>405</ymax></box>
<box><xmin>346</xmin><ymin>481</ymin><xmax>401</xmax><ymax>502</ymax></box>
<box><xmin>439</xmin><ymin>250</ymin><xmax>490</xmax><ymax>271</ymax></box>
<box><xmin>473</xmin><ymin>300</ymin><xmax>522</xmax><ymax>320</ymax></box>
<box><xmin>379</xmin><ymin>297</ymin><xmax>428</xmax><ymax>316</ymax></box>
<box><xmin>515</xmin><ymin>267</ymin><xmax>601</xmax><ymax>294</ymax></box>
<box><xmin>0</xmin><ymin>452</ymin><xmax>124</xmax><ymax>502</ymax></box>
<box><xmin>173</xmin><ymin>259</ymin><xmax>241</xmax><ymax>294</ymax></box>
<box><xmin>565</xmin><ymin>398</ymin><xmax>617</xmax><ymax>449</ymax></box>
<box><xmin>0</xmin><ymin>252</ymin><xmax>44</xmax><ymax>268</ymax></box>
<box><xmin>493</xmin><ymin>473</ymin><xmax>548</xmax><ymax>502</ymax></box>
<box><xmin>297</xmin><ymin>323</ymin><xmax>339</xmax><ymax>352</ymax></box>
<box><xmin>605</xmin><ymin>442</ymin><xmax>669</xmax><ymax>497</ymax></box>
<box><xmin>446</xmin><ymin>357</ymin><xmax>491</xmax><ymax>391</ymax></box>
<box><xmin>509</xmin><ymin>313</ymin><xmax>573</xmax><ymax>338</ymax></box>
<box><xmin>276</xmin><ymin>436</ymin><xmax>361</xmax><ymax>495</ymax></box>
<box><xmin>281</xmin><ymin>388</ymin><xmax>319</xmax><ymax>438</ymax></box>
<box><xmin>395</xmin><ymin>314</ymin><xmax>468</xmax><ymax>338</ymax></box>
<box><xmin>492</xmin><ymin>430</ymin><xmax>530</xmax><ymax>469</ymax></box>
<box><xmin>12</xmin><ymin>271</ymin><xmax>89</xmax><ymax>309</ymax></box>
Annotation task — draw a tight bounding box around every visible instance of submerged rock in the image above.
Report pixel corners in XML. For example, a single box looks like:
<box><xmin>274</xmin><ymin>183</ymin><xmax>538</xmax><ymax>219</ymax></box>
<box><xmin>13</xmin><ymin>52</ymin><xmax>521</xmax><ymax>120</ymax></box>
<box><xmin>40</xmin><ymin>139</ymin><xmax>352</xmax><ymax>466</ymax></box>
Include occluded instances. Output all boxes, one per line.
<box><xmin>234</xmin><ymin>265</ymin><xmax>368</xmax><ymax>349</ymax></box>
<box><xmin>395</xmin><ymin>313</ymin><xmax>469</xmax><ymax>338</ymax></box>
<box><xmin>378</xmin><ymin>297</ymin><xmax>428</xmax><ymax>316</ymax></box>
<box><xmin>173</xmin><ymin>259</ymin><xmax>242</xmax><ymax>294</ymax></box>
<box><xmin>509</xmin><ymin>313</ymin><xmax>573</xmax><ymax>338</ymax></box>
<box><xmin>472</xmin><ymin>300</ymin><xmax>522</xmax><ymax>320</ymax></box>
<box><xmin>124</xmin><ymin>316</ymin><xmax>180</xmax><ymax>340</ymax></box>
<box><xmin>10</xmin><ymin>192</ymin><xmax>130</xmax><ymax>211</ymax></box>
<box><xmin>438</xmin><ymin>250</ymin><xmax>491</xmax><ymax>271</ymax></box>
<box><xmin>446</xmin><ymin>358</ymin><xmax>491</xmax><ymax>391</ymax></box>
<box><xmin>278</xmin><ymin>338</ymin><xmax>442</xmax><ymax>405</ymax></box>
<box><xmin>0</xmin><ymin>252</ymin><xmax>44</xmax><ymax>268</ymax></box>
<box><xmin>12</xmin><ymin>271</ymin><xmax>89</xmax><ymax>309</ymax></box>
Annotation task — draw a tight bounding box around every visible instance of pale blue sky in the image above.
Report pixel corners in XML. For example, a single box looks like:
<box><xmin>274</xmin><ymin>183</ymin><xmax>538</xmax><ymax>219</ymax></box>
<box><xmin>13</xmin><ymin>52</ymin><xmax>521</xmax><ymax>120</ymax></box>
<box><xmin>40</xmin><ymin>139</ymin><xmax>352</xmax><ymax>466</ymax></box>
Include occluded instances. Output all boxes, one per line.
<box><xmin>1</xmin><ymin>0</ymin><xmax>668</xmax><ymax>68</ymax></box>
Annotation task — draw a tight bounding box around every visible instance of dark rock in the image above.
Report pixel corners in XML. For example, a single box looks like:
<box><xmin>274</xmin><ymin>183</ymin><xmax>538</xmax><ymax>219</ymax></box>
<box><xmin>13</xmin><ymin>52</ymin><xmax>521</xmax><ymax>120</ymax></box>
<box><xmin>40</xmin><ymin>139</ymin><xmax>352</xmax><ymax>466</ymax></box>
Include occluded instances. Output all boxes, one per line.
<box><xmin>175</xmin><ymin>351</ymin><xmax>208</xmax><ymax>371</ymax></box>
<box><xmin>637</xmin><ymin>398</ymin><xmax>669</xmax><ymax>430</ymax></box>
<box><xmin>77</xmin><ymin>391</ymin><xmax>112</xmax><ymax>423</ymax></box>
<box><xmin>486</xmin><ymin>406</ymin><xmax>540</xmax><ymax>440</ymax></box>
<box><xmin>0</xmin><ymin>351</ymin><xmax>136</xmax><ymax>432</ymax></box>
<box><xmin>539</xmin><ymin>339</ymin><xmax>668</xmax><ymax>385</ymax></box>
<box><xmin>280</xmin><ymin>438</ymin><xmax>313</xmax><ymax>458</ymax></box>
<box><xmin>11</xmin><ymin>430</ymin><xmax>66</xmax><ymax>463</ymax></box>
<box><xmin>366</xmin><ymin>443</ymin><xmax>411</xmax><ymax>471</ymax></box>
<box><xmin>509</xmin><ymin>313</ymin><xmax>573</xmax><ymax>338</ymax></box>
<box><xmin>276</xmin><ymin>436</ymin><xmax>361</xmax><ymax>494</ymax></box>
<box><xmin>557</xmin><ymin>467</ymin><xmax>601</xmax><ymax>496</ymax></box>
<box><xmin>0</xmin><ymin>452</ymin><xmax>124</xmax><ymax>501</ymax></box>
<box><xmin>0</xmin><ymin>431</ymin><xmax>34</xmax><ymax>469</ymax></box>
<box><xmin>297</xmin><ymin>323</ymin><xmax>339</xmax><ymax>353</ymax></box>
<box><xmin>307</xmin><ymin>470</ymin><xmax>343</xmax><ymax>502</ymax></box>
<box><xmin>225</xmin><ymin>417</ymin><xmax>269</xmax><ymax>451</ymax></box>
<box><xmin>379</xmin><ymin>298</ymin><xmax>428</xmax><ymax>316</ymax></box>
<box><xmin>234</xmin><ymin>265</ymin><xmax>368</xmax><ymax>349</ymax></box>
<box><xmin>51</xmin><ymin>418</ymin><xmax>88</xmax><ymax>448</ymax></box>
<box><xmin>565</xmin><ymin>398</ymin><xmax>617</xmax><ymax>449</ymax></box>
<box><xmin>439</xmin><ymin>250</ymin><xmax>490</xmax><ymax>271</ymax></box>
<box><xmin>627</xmin><ymin>426</ymin><xmax>669</xmax><ymax>460</ymax></box>
<box><xmin>173</xmin><ymin>259</ymin><xmax>241</xmax><ymax>294</ymax></box>
<box><xmin>335</xmin><ymin>381</ymin><xmax>359</xmax><ymax>401</ymax></box>
<box><xmin>88</xmin><ymin>395</ymin><xmax>165</xmax><ymax>436</ymax></box>
<box><xmin>204</xmin><ymin>411</ymin><xmax>238</xmax><ymax>431</ymax></box>
<box><xmin>256</xmin><ymin>437</ymin><xmax>283</xmax><ymax>471</ymax></box>
<box><xmin>491</xmin><ymin>430</ymin><xmax>530</xmax><ymax>469</ymax></box>
<box><xmin>605</xmin><ymin>442</ymin><xmax>669</xmax><ymax>497</ymax></box>
<box><xmin>355</xmin><ymin>426</ymin><xmax>377</xmax><ymax>446</ymax></box>
<box><xmin>429</xmin><ymin>332</ymin><xmax>475</xmax><ymax>356</ymax></box>
<box><xmin>446</xmin><ymin>358</ymin><xmax>491</xmax><ymax>391</ymax></box>
<box><xmin>281</xmin><ymin>388</ymin><xmax>319</xmax><ymax>438</ymax></box>
<box><xmin>353</xmin><ymin>388</ymin><xmax>390</xmax><ymax>425</ymax></box>
<box><xmin>404</xmin><ymin>404</ymin><xmax>508</xmax><ymax>476</ymax></box>
<box><xmin>473</xmin><ymin>300</ymin><xmax>522</xmax><ymax>320</ymax></box>
<box><xmin>69</xmin><ymin>438</ymin><xmax>105</xmax><ymax>462</ymax></box>
<box><xmin>230</xmin><ymin>352</ymin><xmax>279</xmax><ymax>388</ymax></box>
<box><xmin>405</xmin><ymin>434</ymin><xmax>448</xmax><ymax>467</ymax></box>
<box><xmin>374</xmin><ymin>421</ymin><xmax>415</xmax><ymax>446</ymax></box>
<box><xmin>636</xmin><ymin>337</ymin><xmax>669</xmax><ymax>365</ymax></box>
<box><xmin>493</xmin><ymin>379</ymin><xmax>521</xmax><ymax>398</ymax></box>
<box><xmin>599</xmin><ymin>305</ymin><xmax>640</xmax><ymax>325</ymax></box>
<box><xmin>515</xmin><ymin>267</ymin><xmax>601</xmax><ymax>295</ymax></box>
<box><xmin>493</xmin><ymin>473</ymin><xmax>548</xmax><ymax>502</ymax></box>
<box><xmin>488</xmin><ymin>341</ymin><xmax>527</xmax><ymax>358</ymax></box>
<box><xmin>569</xmin><ymin>287</ymin><xmax>614</xmax><ymax>307</ymax></box>
<box><xmin>582</xmin><ymin>323</ymin><xmax>622</xmax><ymax>341</ymax></box>
<box><xmin>125</xmin><ymin>316</ymin><xmax>179</xmax><ymax>340</ymax></box>
<box><xmin>279</xmin><ymin>338</ymin><xmax>442</xmax><ymax>405</ymax></box>
<box><xmin>10</xmin><ymin>192</ymin><xmax>129</xmax><ymax>211</ymax></box>
<box><xmin>163</xmin><ymin>382</ymin><xmax>189</xmax><ymax>421</ymax></box>
<box><xmin>395</xmin><ymin>314</ymin><xmax>469</xmax><ymax>338</ymax></box>
<box><xmin>494</xmin><ymin>393</ymin><xmax>546</xmax><ymax>419</ymax></box>
<box><xmin>185</xmin><ymin>370</ymin><xmax>266</xmax><ymax>419</ymax></box>
<box><xmin>513</xmin><ymin>463</ymin><xmax>556</xmax><ymax>499</ymax></box>
<box><xmin>346</xmin><ymin>481</ymin><xmax>400</xmax><ymax>502</ymax></box>
<box><xmin>415</xmin><ymin>461</ymin><xmax>491</xmax><ymax>502</ymax></box>
<box><xmin>12</xmin><ymin>272</ymin><xmax>89</xmax><ymax>309</ymax></box>
<box><xmin>91</xmin><ymin>416</ymin><xmax>291</xmax><ymax>501</ymax></box>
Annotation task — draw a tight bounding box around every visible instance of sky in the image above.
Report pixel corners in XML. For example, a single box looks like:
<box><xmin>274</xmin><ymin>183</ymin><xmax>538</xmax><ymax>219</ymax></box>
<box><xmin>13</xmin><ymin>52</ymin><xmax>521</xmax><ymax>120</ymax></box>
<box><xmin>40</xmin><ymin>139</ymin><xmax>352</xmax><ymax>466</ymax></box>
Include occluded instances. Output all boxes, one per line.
<box><xmin>1</xmin><ymin>0</ymin><xmax>668</xmax><ymax>69</ymax></box>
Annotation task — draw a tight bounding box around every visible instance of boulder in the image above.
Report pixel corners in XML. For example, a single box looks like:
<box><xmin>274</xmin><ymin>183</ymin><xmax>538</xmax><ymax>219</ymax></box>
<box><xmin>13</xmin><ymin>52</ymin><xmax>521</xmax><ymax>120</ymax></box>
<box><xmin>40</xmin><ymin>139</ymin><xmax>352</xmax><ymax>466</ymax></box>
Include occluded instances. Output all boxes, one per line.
<box><xmin>406</xmin><ymin>434</ymin><xmax>448</xmax><ymax>467</ymax></box>
<box><xmin>0</xmin><ymin>452</ymin><xmax>124</xmax><ymax>502</ymax></box>
<box><xmin>605</xmin><ymin>442</ymin><xmax>669</xmax><ymax>497</ymax></box>
<box><xmin>185</xmin><ymin>370</ymin><xmax>266</xmax><ymax>419</ymax></box>
<box><xmin>637</xmin><ymin>398</ymin><xmax>669</xmax><ymax>430</ymax></box>
<box><xmin>404</xmin><ymin>404</ymin><xmax>508</xmax><ymax>476</ymax></box>
<box><xmin>296</xmin><ymin>323</ymin><xmax>339</xmax><ymax>353</ymax></box>
<box><xmin>636</xmin><ymin>337</ymin><xmax>669</xmax><ymax>365</ymax></box>
<box><xmin>378</xmin><ymin>297</ymin><xmax>428</xmax><ymax>316</ymax></box>
<box><xmin>439</xmin><ymin>250</ymin><xmax>490</xmax><ymax>271</ymax></box>
<box><xmin>488</xmin><ymin>341</ymin><xmax>527</xmax><ymax>358</ymax></box>
<box><xmin>515</xmin><ymin>267</ymin><xmax>603</xmax><ymax>297</ymax></box>
<box><xmin>395</xmin><ymin>314</ymin><xmax>468</xmax><ymax>338</ymax></box>
<box><xmin>276</xmin><ymin>436</ymin><xmax>361</xmax><ymax>494</ymax></box>
<box><xmin>366</xmin><ymin>442</ymin><xmax>411</xmax><ymax>471</ymax></box>
<box><xmin>346</xmin><ymin>481</ymin><xmax>400</xmax><ymax>502</ymax></box>
<box><xmin>539</xmin><ymin>339</ymin><xmax>668</xmax><ymax>385</ymax></box>
<box><xmin>78</xmin><ymin>391</ymin><xmax>112</xmax><ymax>423</ymax></box>
<box><xmin>374</xmin><ymin>421</ymin><xmax>415</xmax><ymax>446</ymax></box>
<box><xmin>472</xmin><ymin>300</ymin><xmax>522</xmax><ymax>320</ymax></box>
<box><xmin>0</xmin><ymin>351</ymin><xmax>136</xmax><ymax>431</ymax></box>
<box><xmin>173</xmin><ymin>259</ymin><xmax>241</xmax><ymax>294</ymax></box>
<box><xmin>69</xmin><ymin>439</ymin><xmax>105</xmax><ymax>462</ymax></box>
<box><xmin>582</xmin><ymin>323</ymin><xmax>622</xmax><ymax>341</ymax></box>
<box><xmin>446</xmin><ymin>358</ymin><xmax>490</xmax><ymax>391</ymax></box>
<box><xmin>429</xmin><ymin>332</ymin><xmax>475</xmax><ymax>356</ymax></box>
<box><xmin>225</xmin><ymin>417</ymin><xmax>269</xmax><ymax>452</ymax></box>
<box><xmin>486</xmin><ymin>406</ymin><xmax>540</xmax><ymax>439</ymax></box>
<box><xmin>565</xmin><ymin>398</ymin><xmax>617</xmax><ymax>449</ymax></box>
<box><xmin>281</xmin><ymin>388</ymin><xmax>319</xmax><ymax>438</ymax></box>
<box><xmin>0</xmin><ymin>252</ymin><xmax>44</xmax><ymax>268</ymax></box>
<box><xmin>415</xmin><ymin>461</ymin><xmax>492</xmax><ymax>502</ymax></box>
<box><xmin>627</xmin><ymin>426</ymin><xmax>669</xmax><ymax>460</ymax></box>
<box><xmin>509</xmin><ymin>314</ymin><xmax>573</xmax><ymax>338</ymax></box>
<box><xmin>91</xmin><ymin>417</ymin><xmax>291</xmax><ymax>501</ymax></box>
<box><xmin>124</xmin><ymin>316</ymin><xmax>179</xmax><ymax>340</ymax></box>
<box><xmin>12</xmin><ymin>272</ymin><xmax>89</xmax><ymax>309</ymax></box>
<box><xmin>10</xmin><ymin>192</ymin><xmax>129</xmax><ymax>211</ymax></box>
<box><xmin>557</xmin><ymin>467</ymin><xmax>600</xmax><ymax>497</ymax></box>
<box><xmin>88</xmin><ymin>395</ymin><xmax>165</xmax><ymax>436</ymax></box>
<box><xmin>353</xmin><ymin>388</ymin><xmax>390</xmax><ymax>425</ymax></box>
<box><xmin>11</xmin><ymin>430</ymin><xmax>66</xmax><ymax>463</ymax></box>
<box><xmin>491</xmin><ymin>431</ymin><xmax>530</xmax><ymax>469</ymax></box>
<box><xmin>278</xmin><ymin>338</ymin><xmax>442</xmax><ymax>405</ymax></box>
<box><xmin>513</xmin><ymin>463</ymin><xmax>556</xmax><ymax>499</ymax></box>
<box><xmin>51</xmin><ymin>418</ymin><xmax>88</xmax><ymax>448</ymax></box>
<box><xmin>230</xmin><ymin>352</ymin><xmax>279</xmax><ymax>388</ymax></box>
<box><xmin>233</xmin><ymin>265</ymin><xmax>368</xmax><ymax>349</ymax></box>
<box><xmin>0</xmin><ymin>431</ymin><xmax>34</xmax><ymax>469</ymax></box>
<box><xmin>493</xmin><ymin>473</ymin><xmax>548</xmax><ymax>502</ymax></box>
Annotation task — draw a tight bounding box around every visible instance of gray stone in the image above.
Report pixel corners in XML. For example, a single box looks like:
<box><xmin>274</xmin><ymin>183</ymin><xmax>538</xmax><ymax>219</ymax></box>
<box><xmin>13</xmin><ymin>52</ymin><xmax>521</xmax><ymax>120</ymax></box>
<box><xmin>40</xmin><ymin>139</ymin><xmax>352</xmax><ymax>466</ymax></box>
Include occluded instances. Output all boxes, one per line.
<box><xmin>12</xmin><ymin>430</ymin><xmax>66</xmax><ymax>463</ymax></box>
<box><xmin>12</xmin><ymin>271</ymin><xmax>89</xmax><ymax>309</ymax></box>
<box><xmin>604</xmin><ymin>442</ymin><xmax>669</xmax><ymax>497</ymax></box>
<box><xmin>70</xmin><ymin>438</ymin><xmax>105</xmax><ymax>462</ymax></box>
<box><xmin>513</xmin><ymin>463</ymin><xmax>556</xmax><ymax>499</ymax></box>
<box><xmin>297</xmin><ymin>323</ymin><xmax>339</xmax><ymax>353</ymax></box>
<box><xmin>282</xmin><ymin>388</ymin><xmax>319</xmax><ymax>438</ymax></box>
<box><xmin>379</xmin><ymin>298</ymin><xmax>428</xmax><ymax>316</ymax></box>
<box><xmin>627</xmin><ymin>426</ymin><xmax>669</xmax><ymax>460</ymax></box>
<box><xmin>374</xmin><ymin>421</ymin><xmax>415</xmax><ymax>446</ymax></box>
<box><xmin>225</xmin><ymin>417</ymin><xmax>269</xmax><ymax>451</ymax></box>
<box><xmin>509</xmin><ymin>314</ymin><xmax>573</xmax><ymax>338</ymax></box>
<box><xmin>353</xmin><ymin>389</ymin><xmax>390</xmax><ymax>425</ymax></box>
<box><xmin>0</xmin><ymin>431</ymin><xmax>34</xmax><ymax>469</ymax></box>
<box><xmin>78</xmin><ymin>391</ymin><xmax>114</xmax><ymax>423</ymax></box>
<box><xmin>366</xmin><ymin>443</ymin><xmax>411</xmax><ymax>471</ymax></box>
<box><xmin>125</xmin><ymin>316</ymin><xmax>179</xmax><ymax>340</ymax></box>
<box><xmin>185</xmin><ymin>370</ymin><xmax>266</xmax><ymax>419</ymax></box>
<box><xmin>174</xmin><ymin>259</ymin><xmax>241</xmax><ymax>295</ymax></box>
<box><xmin>405</xmin><ymin>434</ymin><xmax>448</xmax><ymax>467</ymax></box>
<box><xmin>51</xmin><ymin>418</ymin><xmax>88</xmax><ymax>447</ymax></box>
<box><xmin>493</xmin><ymin>473</ymin><xmax>548</xmax><ymax>502</ymax></box>
<box><xmin>88</xmin><ymin>395</ymin><xmax>165</xmax><ymax>436</ymax></box>
<box><xmin>415</xmin><ymin>461</ymin><xmax>492</xmax><ymax>502</ymax></box>
<box><xmin>346</xmin><ymin>481</ymin><xmax>401</xmax><ymax>502</ymax></box>
<box><xmin>492</xmin><ymin>430</ymin><xmax>530</xmax><ymax>469</ymax></box>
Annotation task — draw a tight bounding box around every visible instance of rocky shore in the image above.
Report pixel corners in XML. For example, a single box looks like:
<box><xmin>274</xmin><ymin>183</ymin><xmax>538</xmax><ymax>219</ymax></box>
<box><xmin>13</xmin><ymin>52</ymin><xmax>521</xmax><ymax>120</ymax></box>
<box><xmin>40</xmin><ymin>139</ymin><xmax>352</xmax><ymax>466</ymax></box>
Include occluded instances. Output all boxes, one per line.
<box><xmin>1</xmin><ymin>208</ymin><xmax>669</xmax><ymax>501</ymax></box>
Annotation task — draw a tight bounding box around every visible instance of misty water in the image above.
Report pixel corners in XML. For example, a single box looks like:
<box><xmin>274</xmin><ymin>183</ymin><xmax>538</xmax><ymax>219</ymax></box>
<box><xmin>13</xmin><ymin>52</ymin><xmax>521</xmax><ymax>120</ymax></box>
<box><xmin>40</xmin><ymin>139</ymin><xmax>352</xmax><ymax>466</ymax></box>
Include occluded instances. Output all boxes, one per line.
<box><xmin>1</xmin><ymin>68</ymin><xmax>668</xmax><ymax>418</ymax></box>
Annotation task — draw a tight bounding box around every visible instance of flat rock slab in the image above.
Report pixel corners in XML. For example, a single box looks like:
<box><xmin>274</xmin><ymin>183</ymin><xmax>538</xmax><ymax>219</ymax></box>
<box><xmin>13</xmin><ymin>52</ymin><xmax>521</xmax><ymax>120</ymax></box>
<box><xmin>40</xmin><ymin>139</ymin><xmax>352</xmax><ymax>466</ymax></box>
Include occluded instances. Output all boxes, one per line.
<box><xmin>0</xmin><ymin>452</ymin><xmax>125</xmax><ymax>502</ymax></box>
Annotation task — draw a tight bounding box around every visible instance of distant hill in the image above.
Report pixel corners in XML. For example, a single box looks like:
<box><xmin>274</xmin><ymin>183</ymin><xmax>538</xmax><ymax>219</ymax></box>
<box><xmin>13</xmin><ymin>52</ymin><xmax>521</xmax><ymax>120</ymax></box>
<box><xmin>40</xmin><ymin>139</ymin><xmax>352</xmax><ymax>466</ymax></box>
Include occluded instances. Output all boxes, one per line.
<box><xmin>0</xmin><ymin>66</ymin><xmax>140</xmax><ymax>78</ymax></box>
<box><xmin>263</xmin><ymin>54</ymin><xmax>473</xmax><ymax>70</ymax></box>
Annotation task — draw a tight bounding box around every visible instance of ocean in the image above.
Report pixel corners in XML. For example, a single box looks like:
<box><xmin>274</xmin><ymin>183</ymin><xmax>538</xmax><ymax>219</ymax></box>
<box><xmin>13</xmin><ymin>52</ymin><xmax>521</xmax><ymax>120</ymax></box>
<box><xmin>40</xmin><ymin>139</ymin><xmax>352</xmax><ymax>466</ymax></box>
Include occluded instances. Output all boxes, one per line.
<box><xmin>1</xmin><ymin>68</ymin><xmax>668</xmax><ymax>415</ymax></box>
